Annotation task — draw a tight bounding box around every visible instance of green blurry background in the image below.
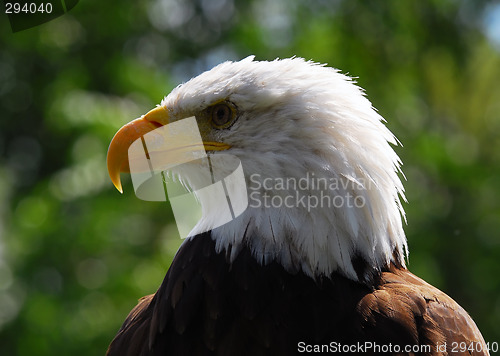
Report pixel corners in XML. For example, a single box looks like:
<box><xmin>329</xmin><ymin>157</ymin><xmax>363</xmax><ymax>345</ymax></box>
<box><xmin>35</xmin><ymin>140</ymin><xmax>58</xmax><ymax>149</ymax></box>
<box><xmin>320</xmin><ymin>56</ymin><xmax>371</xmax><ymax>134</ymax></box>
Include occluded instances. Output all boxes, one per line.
<box><xmin>1</xmin><ymin>0</ymin><xmax>500</xmax><ymax>354</ymax></box>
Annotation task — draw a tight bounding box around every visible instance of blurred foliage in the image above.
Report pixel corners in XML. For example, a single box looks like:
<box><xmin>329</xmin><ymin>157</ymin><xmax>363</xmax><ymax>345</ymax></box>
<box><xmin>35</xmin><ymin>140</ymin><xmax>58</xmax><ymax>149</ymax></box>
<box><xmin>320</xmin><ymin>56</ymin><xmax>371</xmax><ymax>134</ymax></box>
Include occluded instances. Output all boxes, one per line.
<box><xmin>1</xmin><ymin>0</ymin><xmax>500</xmax><ymax>354</ymax></box>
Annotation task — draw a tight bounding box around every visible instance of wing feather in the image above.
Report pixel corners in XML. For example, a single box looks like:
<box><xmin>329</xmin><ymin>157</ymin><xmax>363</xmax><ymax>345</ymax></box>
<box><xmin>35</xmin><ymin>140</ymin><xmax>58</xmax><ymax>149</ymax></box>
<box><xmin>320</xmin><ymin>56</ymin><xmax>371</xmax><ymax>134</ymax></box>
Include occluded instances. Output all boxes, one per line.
<box><xmin>107</xmin><ymin>234</ymin><xmax>488</xmax><ymax>356</ymax></box>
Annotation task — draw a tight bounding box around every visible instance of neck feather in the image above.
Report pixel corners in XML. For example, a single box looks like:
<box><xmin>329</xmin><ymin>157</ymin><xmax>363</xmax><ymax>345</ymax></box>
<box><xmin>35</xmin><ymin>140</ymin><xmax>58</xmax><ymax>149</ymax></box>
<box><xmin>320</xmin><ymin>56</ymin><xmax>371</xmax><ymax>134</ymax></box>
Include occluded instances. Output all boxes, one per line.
<box><xmin>187</xmin><ymin>145</ymin><xmax>407</xmax><ymax>283</ymax></box>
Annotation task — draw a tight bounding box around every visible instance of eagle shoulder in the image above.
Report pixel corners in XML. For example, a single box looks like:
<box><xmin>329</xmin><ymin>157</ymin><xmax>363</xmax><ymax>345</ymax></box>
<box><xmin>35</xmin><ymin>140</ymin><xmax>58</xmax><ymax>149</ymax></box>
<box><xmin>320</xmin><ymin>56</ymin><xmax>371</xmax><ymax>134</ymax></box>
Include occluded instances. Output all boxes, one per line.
<box><xmin>357</xmin><ymin>266</ymin><xmax>488</xmax><ymax>355</ymax></box>
<box><xmin>107</xmin><ymin>234</ymin><xmax>488</xmax><ymax>356</ymax></box>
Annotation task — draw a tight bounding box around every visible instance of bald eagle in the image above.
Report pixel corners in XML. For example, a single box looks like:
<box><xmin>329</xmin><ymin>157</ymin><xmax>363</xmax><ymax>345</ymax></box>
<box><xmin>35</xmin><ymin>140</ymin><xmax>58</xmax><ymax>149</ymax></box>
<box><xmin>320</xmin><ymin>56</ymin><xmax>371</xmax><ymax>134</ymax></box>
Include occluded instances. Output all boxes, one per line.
<box><xmin>106</xmin><ymin>57</ymin><xmax>488</xmax><ymax>355</ymax></box>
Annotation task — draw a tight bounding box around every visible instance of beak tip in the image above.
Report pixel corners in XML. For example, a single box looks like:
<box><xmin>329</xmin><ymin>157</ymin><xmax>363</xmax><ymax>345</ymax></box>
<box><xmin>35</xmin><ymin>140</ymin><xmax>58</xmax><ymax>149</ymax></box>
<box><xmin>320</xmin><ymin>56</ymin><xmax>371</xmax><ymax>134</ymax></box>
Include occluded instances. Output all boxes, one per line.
<box><xmin>112</xmin><ymin>178</ymin><xmax>124</xmax><ymax>194</ymax></box>
<box><xmin>108</xmin><ymin>168</ymin><xmax>124</xmax><ymax>193</ymax></box>
<box><xmin>107</xmin><ymin>112</ymin><xmax>167</xmax><ymax>196</ymax></box>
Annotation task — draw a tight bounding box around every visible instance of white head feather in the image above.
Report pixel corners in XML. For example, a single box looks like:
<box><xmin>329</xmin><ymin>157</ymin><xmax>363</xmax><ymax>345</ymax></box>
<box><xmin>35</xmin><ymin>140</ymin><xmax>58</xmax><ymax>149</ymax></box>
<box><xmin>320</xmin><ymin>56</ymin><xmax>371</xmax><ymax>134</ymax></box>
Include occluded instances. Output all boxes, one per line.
<box><xmin>161</xmin><ymin>56</ymin><xmax>407</xmax><ymax>282</ymax></box>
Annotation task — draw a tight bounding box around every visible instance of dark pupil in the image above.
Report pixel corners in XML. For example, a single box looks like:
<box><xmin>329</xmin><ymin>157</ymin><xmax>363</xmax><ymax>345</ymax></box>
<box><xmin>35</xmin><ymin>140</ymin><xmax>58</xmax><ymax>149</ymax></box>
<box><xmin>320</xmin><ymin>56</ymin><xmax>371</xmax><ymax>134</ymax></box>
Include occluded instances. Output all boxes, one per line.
<box><xmin>213</xmin><ymin>105</ymin><xmax>230</xmax><ymax>125</ymax></box>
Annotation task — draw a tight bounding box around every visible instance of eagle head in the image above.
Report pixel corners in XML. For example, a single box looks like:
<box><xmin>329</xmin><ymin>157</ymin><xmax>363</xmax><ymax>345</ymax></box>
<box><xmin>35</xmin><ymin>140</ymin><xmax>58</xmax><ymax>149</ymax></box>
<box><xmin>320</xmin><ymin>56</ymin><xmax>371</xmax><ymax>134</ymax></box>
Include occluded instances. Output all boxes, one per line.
<box><xmin>107</xmin><ymin>56</ymin><xmax>407</xmax><ymax>283</ymax></box>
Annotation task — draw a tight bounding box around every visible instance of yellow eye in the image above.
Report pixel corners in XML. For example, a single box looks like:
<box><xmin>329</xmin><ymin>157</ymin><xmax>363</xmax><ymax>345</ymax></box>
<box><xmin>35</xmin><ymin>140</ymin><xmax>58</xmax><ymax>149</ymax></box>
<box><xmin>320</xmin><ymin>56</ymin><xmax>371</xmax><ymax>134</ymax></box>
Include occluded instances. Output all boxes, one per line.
<box><xmin>209</xmin><ymin>102</ymin><xmax>236</xmax><ymax>129</ymax></box>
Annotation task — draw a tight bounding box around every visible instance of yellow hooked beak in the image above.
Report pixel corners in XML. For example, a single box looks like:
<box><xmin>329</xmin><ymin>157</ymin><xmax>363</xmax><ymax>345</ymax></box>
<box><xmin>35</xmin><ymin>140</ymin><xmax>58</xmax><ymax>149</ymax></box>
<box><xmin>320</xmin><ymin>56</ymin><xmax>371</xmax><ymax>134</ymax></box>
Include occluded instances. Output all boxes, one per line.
<box><xmin>106</xmin><ymin>106</ymin><xmax>231</xmax><ymax>193</ymax></box>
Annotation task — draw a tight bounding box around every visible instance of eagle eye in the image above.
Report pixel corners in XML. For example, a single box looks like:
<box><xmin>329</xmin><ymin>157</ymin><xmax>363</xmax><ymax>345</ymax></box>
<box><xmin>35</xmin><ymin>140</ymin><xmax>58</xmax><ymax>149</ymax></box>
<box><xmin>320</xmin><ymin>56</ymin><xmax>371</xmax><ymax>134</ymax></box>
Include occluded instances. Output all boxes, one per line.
<box><xmin>209</xmin><ymin>102</ymin><xmax>236</xmax><ymax>129</ymax></box>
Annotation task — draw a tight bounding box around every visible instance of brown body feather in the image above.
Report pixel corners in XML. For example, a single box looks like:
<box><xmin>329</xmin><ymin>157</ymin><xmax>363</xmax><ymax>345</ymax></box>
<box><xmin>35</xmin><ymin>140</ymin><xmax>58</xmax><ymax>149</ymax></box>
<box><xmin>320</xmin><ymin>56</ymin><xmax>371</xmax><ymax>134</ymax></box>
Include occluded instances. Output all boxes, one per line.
<box><xmin>107</xmin><ymin>232</ymin><xmax>488</xmax><ymax>356</ymax></box>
